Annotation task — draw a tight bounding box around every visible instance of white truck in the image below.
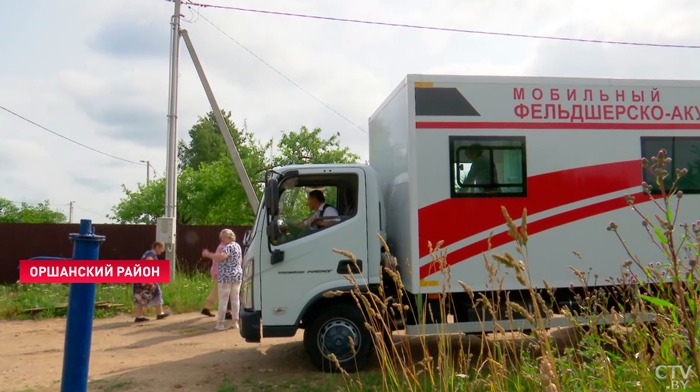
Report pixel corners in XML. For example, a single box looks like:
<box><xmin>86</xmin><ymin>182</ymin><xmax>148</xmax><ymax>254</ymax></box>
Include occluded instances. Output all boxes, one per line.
<box><xmin>238</xmin><ymin>74</ymin><xmax>700</xmax><ymax>372</ymax></box>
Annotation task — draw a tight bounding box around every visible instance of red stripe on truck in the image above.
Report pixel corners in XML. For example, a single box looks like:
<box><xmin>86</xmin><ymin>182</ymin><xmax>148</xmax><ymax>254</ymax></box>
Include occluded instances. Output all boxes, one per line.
<box><xmin>417</xmin><ymin>160</ymin><xmax>641</xmax><ymax>259</ymax></box>
<box><xmin>418</xmin><ymin>191</ymin><xmax>659</xmax><ymax>279</ymax></box>
<box><xmin>416</xmin><ymin>121</ymin><xmax>700</xmax><ymax>130</ymax></box>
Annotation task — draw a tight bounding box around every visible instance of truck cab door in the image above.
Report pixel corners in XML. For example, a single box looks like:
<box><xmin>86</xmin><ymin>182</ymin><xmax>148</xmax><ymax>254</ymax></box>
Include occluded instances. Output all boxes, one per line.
<box><xmin>260</xmin><ymin>167</ymin><xmax>368</xmax><ymax>334</ymax></box>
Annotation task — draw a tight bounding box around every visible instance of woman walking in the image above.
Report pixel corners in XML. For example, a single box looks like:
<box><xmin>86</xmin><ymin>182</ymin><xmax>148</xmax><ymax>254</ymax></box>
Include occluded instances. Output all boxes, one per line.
<box><xmin>133</xmin><ymin>241</ymin><xmax>170</xmax><ymax>322</ymax></box>
<box><xmin>202</xmin><ymin>229</ymin><xmax>242</xmax><ymax>330</ymax></box>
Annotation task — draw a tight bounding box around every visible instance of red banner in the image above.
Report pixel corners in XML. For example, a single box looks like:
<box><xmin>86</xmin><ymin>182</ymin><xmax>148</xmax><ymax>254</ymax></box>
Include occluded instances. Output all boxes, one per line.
<box><xmin>19</xmin><ymin>260</ymin><xmax>171</xmax><ymax>283</ymax></box>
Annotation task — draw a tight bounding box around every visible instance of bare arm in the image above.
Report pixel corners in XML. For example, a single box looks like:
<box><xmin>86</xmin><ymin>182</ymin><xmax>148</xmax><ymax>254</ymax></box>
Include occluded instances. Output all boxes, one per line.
<box><xmin>202</xmin><ymin>249</ymin><xmax>229</xmax><ymax>261</ymax></box>
<box><xmin>315</xmin><ymin>207</ymin><xmax>341</xmax><ymax>227</ymax></box>
<box><xmin>315</xmin><ymin>219</ymin><xmax>333</xmax><ymax>227</ymax></box>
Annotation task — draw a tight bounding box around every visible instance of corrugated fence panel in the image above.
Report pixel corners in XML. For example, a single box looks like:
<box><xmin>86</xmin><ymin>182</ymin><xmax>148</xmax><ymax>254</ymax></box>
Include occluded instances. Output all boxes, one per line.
<box><xmin>0</xmin><ymin>223</ymin><xmax>252</xmax><ymax>284</ymax></box>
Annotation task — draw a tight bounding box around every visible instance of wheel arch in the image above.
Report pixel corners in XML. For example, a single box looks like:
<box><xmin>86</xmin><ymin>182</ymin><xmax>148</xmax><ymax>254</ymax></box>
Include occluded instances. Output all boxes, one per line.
<box><xmin>297</xmin><ymin>284</ymin><xmax>379</xmax><ymax>329</ymax></box>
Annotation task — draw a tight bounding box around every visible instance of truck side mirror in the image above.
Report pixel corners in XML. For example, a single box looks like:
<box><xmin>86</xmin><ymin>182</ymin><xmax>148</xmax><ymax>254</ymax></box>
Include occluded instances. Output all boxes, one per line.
<box><xmin>266</xmin><ymin>219</ymin><xmax>281</xmax><ymax>243</ymax></box>
<box><xmin>264</xmin><ymin>178</ymin><xmax>280</xmax><ymax>217</ymax></box>
<box><xmin>265</xmin><ymin>219</ymin><xmax>285</xmax><ymax>265</ymax></box>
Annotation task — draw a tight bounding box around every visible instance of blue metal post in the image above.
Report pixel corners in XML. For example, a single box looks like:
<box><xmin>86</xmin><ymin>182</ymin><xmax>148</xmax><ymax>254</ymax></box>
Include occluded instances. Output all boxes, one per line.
<box><xmin>61</xmin><ymin>219</ymin><xmax>105</xmax><ymax>392</ymax></box>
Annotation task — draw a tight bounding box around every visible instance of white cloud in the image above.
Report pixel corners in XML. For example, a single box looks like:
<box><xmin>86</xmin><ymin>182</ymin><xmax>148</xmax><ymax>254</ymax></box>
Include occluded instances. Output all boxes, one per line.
<box><xmin>1</xmin><ymin>0</ymin><xmax>699</xmax><ymax>223</ymax></box>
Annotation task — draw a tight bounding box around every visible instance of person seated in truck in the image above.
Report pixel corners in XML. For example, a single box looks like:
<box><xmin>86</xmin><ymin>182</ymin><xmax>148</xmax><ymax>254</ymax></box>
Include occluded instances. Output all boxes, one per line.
<box><xmin>459</xmin><ymin>143</ymin><xmax>499</xmax><ymax>194</ymax></box>
<box><xmin>305</xmin><ymin>190</ymin><xmax>341</xmax><ymax>229</ymax></box>
<box><xmin>280</xmin><ymin>190</ymin><xmax>341</xmax><ymax>236</ymax></box>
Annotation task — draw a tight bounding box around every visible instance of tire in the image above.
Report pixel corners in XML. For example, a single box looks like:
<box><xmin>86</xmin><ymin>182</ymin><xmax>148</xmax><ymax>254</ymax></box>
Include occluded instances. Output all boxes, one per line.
<box><xmin>303</xmin><ymin>303</ymin><xmax>374</xmax><ymax>373</ymax></box>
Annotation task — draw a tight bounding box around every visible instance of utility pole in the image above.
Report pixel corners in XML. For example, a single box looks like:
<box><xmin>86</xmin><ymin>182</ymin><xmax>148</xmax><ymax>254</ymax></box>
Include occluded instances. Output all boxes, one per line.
<box><xmin>157</xmin><ymin>2</ymin><xmax>260</xmax><ymax>283</ymax></box>
<box><xmin>69</xmin><ymin>201</ymin><xmax>75</xmax><ymax>224</ymax></box>
<box><xmin>141</xmin><ymin>160</ymin><xmax>152</xmax><ymax>224</ymax></box>
<box><xmin>161</xmin><ymin>0</ymin><xmax>181</xmax><ymax>281</ymax></box>
<box><xmin>140</xmin><ymin>160</ymin><xmax>151</xmax><ymax>185</ymax></box>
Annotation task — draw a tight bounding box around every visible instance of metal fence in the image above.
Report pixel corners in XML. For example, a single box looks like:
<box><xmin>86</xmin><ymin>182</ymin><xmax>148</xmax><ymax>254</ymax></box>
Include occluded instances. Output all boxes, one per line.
<box><xmin>0</xmin><ymin>223</ymin><xmax>251</xmax><ymax>284</ymax></box>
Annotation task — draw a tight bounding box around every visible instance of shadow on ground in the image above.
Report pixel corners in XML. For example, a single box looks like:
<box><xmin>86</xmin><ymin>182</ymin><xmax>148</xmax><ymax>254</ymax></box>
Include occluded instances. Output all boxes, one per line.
<box><xmin>80</xmin><ymin>326</ymin><xmax>583</xmax><ymax>392</ymax></box>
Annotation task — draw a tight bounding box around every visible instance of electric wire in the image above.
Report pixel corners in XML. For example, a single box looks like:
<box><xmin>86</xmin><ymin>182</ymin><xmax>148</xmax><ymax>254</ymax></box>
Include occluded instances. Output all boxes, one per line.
<box><xmin>74</xmin><ymin>205</ymin><xmax>107</xmax><ymax>217</ymax></box>
<box><xmin>0</xmin><ymin>105</ymin><xmax>147</xmax><ymax>166</ymax></box>
<box><xmin>4</xmin><ymin>200</ymin><xmax>106</xmax><ymax>218</ymax></box>
<box><xmin>149</xmin><ymin>164</ymin><xmax>160</xmax><ymax>177</ymax></box>
<box><xmin>6</xmin><ymin>200</ymin><xmax>70</xmax><ymax>206</ymax></box>
<box><xmin>178</xmin><ymin>0</ymin><xmax>700</xmax><ymax>50</ymax></box>
<box><xmin>183</xmin><ymin>1</ymin><xmax>368</xmax><ymax>134</ymax></box>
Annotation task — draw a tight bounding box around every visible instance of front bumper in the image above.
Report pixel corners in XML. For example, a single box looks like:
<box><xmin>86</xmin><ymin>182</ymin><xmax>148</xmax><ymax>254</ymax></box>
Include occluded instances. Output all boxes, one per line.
<box><xmin>239</xmin><ymin>308</ymin><xmax>261</xmax><ymax>343</ymax></box>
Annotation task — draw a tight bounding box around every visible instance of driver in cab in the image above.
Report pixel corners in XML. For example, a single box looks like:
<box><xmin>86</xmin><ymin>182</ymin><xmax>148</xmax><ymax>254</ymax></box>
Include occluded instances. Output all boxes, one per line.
<box><xmin>280</xmin><ymin>190</ymin><xmax>341</xmax><ymax>236</ymax></box>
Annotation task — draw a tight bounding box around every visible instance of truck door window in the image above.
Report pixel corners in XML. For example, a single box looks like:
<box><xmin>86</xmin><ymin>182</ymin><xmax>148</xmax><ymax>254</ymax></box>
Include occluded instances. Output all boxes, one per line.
<box><xmin>450</xmin><ymin>136</ymin><xmax>527</xmax><ymax>198</ymax></box>
<box><xmin>272</xmin><ymin>173</ymin><xmax>360</xmax><ymax>245</ymax></box>
<box><xmin>274</xmin><ymin>183</ymin><xmax>344</xmax><ymax>244</ymax></box>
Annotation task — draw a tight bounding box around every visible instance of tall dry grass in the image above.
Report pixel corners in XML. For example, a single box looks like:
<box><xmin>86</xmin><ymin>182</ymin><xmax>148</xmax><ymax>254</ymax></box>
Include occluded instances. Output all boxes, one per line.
<box><xmin>328</xmin><ymin>149</ymin><xmax>700</xmax><ymax>391</ymax></box>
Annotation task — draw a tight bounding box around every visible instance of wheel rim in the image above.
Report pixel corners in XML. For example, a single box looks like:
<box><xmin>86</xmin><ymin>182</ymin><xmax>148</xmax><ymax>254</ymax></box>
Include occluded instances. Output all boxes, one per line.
<box><xmin>317</xmin><ymin>317</ymin><xmax>361</xmax><ymax>363</ymax></box>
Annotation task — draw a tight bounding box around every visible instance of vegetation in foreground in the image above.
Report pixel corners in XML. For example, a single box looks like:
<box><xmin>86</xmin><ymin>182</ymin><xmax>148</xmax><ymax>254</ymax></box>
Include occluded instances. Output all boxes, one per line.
<box><xmin>322</xmin><ymin>149</ymin><xmax>700</xmax><ymax>391</ymax></box>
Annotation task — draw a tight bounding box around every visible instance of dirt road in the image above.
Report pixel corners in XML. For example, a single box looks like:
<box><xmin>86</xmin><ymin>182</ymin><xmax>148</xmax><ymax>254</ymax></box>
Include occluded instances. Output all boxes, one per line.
<box><xmin>1</xmin><ymin>312</ymin><xmax>581</xmax><ymax>392</ymax></box>
<box><xmin>1</xmin><ymin>313</ymin><xmax>317</xmax><ymax>392</ymax></box>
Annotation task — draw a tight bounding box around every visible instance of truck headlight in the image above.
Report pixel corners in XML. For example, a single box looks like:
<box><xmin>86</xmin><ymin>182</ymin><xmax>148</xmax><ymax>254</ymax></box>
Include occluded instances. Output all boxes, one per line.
<box><xmin>241</xmin><ymin>258</ymin><xmax>254</xmax><ymax>309</ymax></box>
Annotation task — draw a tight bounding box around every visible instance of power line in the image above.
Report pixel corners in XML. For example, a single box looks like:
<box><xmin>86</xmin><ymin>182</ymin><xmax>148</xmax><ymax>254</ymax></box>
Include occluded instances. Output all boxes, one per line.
<box><xmin>3</xmin><ymin>200</ymin><xmax>105</xmax><ymax>217</ymax></box>
<box><xmin>6</xmin><ymin>200</ymin><xmax>70</xmax><ymax>206</ymax></box>
<box><xmin>179</xmin><ymin>1</ymin><xmax>700</xmax><ymax>50</ymax></box>
<box><xmin>0</xmin><ymin>105</ymin><xmax>147</xmax><ymax>166</ymax></box>
<box><xmin>149</xmin><ymin>163</ymin><xmax>161</xmax><ymax>177</ymax></box>
<box><xmin>183</xmin><ymin>2</ymin><xmax>368</xmax><ymax>134</ymax></box>
<box><xmin>74</xmin><ymin>205</ymin><xmax>106</xmax><ymax>217</ymax></box>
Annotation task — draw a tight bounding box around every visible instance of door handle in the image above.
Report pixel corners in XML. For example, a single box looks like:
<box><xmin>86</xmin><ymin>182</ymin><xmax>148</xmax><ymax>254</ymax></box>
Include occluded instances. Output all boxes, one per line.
<box><xmin>337</xmin><ymin>259</ymin><xmax>362</xmax><ymax>274</ymax></box>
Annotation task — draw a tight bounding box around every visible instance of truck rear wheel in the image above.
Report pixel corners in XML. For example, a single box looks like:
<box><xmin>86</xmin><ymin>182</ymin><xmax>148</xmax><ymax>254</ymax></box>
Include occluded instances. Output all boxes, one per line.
<box><xmin>304</xmin><ymin>303</ymin><xmax>374</xmax><ymax>373</ymax></box>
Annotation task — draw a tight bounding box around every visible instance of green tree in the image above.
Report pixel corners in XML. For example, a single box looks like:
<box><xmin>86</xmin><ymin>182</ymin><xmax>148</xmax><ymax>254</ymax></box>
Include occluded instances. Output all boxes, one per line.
<box><xmin>108</xmin><ymin>179</ymin><xmax>166</xmax><ymax>225</ymax></box>
<box><xmin>109</xmin><ymin>161</ymin><xmax>259</xmax><ymax>226</ymax></box>
<box><xmin>273</xmin><ymin>126</ymin><xmax>361</xmax><ymax>166</ymax></box>
<box><xmin>109</xmin><ymin>110</ymin><xmax>361</xmax><ymax>226</ymax></box>
<box><xmin>274</xmin><ymin>126</ymin><xmax>361</xmax><ymax>221</ymax></box>
<box><xmin>0</xmin><ymin>198</ymin><xmax>67</xmax><ymax>223</ymax></box>
<box><xmin>111</xmin><ymin>110</ymin><xmax>270</xmax><ymax>225</ymax></box>
<box><xmin>177</xmin><ymin>158</ymin><xmax>258</xmax><ymax>225</ymax></box>
<box><xmin>178</xmin><ymin>110</ymin><xmax>270</xmax><ymax>175</ymax></box>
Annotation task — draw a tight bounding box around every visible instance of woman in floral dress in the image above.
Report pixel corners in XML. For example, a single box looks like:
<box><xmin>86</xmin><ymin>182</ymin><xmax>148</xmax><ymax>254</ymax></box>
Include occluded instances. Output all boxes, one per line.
<box><xmin>201</xmin><ymin>229</ymin><xmax>242</xmax><ymax>330</ymax></box>
<box><xmin>133</xmin><ymin>241</ymin><xmax>170</xmax><ymax>322</ymax></box>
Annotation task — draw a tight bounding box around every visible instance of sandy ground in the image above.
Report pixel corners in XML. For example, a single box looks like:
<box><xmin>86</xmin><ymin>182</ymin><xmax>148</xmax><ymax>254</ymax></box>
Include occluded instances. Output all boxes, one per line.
<box><xmin>1</xmin><ymin>312</ymin><xmax>316</xmax><ymax>392</ymax></box>
<box><xmin>0</xmin><ymin>312</ymin><xmax>582</xmax><ymax>392</ymax></box>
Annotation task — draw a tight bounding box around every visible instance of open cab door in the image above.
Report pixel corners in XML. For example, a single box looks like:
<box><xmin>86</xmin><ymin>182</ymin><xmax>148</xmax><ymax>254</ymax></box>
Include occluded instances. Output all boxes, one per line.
<box><xmin>260</xmin><ymin>166</ymin><xmax>369</xmax><ymax>338</ymax></box>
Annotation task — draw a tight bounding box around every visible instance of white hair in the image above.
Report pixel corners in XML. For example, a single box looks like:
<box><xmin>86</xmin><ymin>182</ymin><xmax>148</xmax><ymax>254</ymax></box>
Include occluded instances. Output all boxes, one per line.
<box><xmin>219</xmin><ymin>229</ymin><xmax>236</xmax><ymax>241</ymax></box>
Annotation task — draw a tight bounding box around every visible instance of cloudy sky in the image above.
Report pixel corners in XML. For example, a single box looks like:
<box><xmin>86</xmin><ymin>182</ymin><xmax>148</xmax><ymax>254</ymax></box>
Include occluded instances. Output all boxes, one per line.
<box><xmin>1</xmin><ymin>0</ymin><xmax>698</xmax><ymax>223</ymax></box>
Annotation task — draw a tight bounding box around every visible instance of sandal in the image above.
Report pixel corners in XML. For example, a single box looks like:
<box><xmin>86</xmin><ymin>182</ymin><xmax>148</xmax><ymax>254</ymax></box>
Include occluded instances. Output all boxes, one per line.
<box><xmin>201</xmin><ymin>308</ymin><xmax>215</xmax><ymax>317</ymax></box>
<box><xmin>156</xmin><ymin>312</ymin><xmax>170</xmax><ymax>320</ymax></box>
<box><xmin>225</xmin><ymin>312</ymin><xmax>233</xmax><ymax>320</ymax></box>
<box><xmin>134</xmin><ymin>317</ymin><xmax>149</xmax><ymax>323</ymax></box>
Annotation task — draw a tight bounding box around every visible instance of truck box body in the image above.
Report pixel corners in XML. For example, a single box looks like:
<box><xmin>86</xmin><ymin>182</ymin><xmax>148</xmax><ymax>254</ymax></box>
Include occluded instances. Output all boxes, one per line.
<box><xmin>369</xmin><ymin>74</ymin><xmax>700</xmax><ymax>295</ymax></box>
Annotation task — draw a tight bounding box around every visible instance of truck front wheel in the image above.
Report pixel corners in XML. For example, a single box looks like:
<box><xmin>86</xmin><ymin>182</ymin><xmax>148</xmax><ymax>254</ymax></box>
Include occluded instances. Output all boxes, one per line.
<box><xmin>304</xmin><ymin>303</ymin><xmax>374</xmax><ymax>373</ymax></box>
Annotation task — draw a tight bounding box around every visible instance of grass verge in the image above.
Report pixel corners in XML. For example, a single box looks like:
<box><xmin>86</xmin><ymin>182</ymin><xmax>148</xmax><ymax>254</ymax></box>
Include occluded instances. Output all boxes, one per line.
<box><xmin>217</xmin><ymin>373</ymin><xmax>390</xmax><ymax>392</ymax></box>
<box><xmin>0</xmin><ymin>271</ymin><xmax>214</xmax><ymax>320</ymax></box>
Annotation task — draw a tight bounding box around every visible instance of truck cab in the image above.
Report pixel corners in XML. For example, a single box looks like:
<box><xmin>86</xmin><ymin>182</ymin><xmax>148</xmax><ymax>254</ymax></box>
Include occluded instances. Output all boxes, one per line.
<box><xmin>239</xmin><ymin>163</ymin><xmax>386</xmax><ymax>371</ymax></box>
